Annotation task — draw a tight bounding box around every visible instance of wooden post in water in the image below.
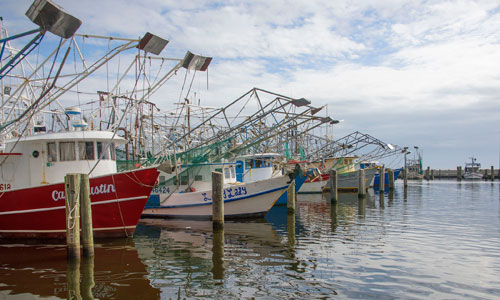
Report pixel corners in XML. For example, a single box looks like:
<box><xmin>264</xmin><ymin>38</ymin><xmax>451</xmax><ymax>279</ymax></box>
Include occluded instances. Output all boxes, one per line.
<box><xmin>287</xmin><ymin>180</ymin><xmax>295</xmax><ymax>214</ymax></box>
<box><xmin>403</xmin><ymin>168</ymin><xmax>408</xmax><ymax>188</ymax></box>
<box><xmin>491</xmin><ymin>166</ymin><xmax>495</xmax><ymax>181</ymax></box>
<box><xmin>358</xmin><ymin>169</ymin><xmax>366</xmax><ymax>198</ymax></box>
<box><xmin>388</xmin><ymin>169</ymin><xmax>395</xmax><ymax>191</ymax></box>
<box><xmin>426</xmin><ymin>167</ymin><xmax>430</xmax><ymax>180</ymax></box>
<box><xmin>379</xmin><ymin>166</ymin><xmax>385</xmax><ymax>191</ymax></box>
<box><xmin>212</xmin><ymin>171</ymin><xmax>224</xmax><ymax>229</ymax></box>
<box><xmin>65</xmin><ymin>174</ymin><xmax>81</xmax><ymax>259</ymax></box>
<box><xmin>80</xmin><ymin>174</ymin><xmax>94</xmax><ymax>257</ymax></box>
<box><xmin>329</xmin><ymin>169</ymin><xmax>338</xmax><ymax>202</ymax></box>
<box><xmin>457</xmin><ymin>166</ymin><xmax>462</xmax><ymax>181</ymax></box>
<box><xmin>431</xmin><ymin>169</ymin><xmax>434</xmax><ymax>180</ymax></box>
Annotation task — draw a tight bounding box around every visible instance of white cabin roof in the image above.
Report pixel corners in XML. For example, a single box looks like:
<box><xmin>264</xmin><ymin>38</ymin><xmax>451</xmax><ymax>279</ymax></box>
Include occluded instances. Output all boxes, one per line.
<box><xmin>236</xmin><ymin>153</ymin><xmax>282</xmax><ymax>160</ymax></box>
<box><xmin>5</xmin><ymin>131</ymin><xmax>127</xmax><ymax>145</ymax></box>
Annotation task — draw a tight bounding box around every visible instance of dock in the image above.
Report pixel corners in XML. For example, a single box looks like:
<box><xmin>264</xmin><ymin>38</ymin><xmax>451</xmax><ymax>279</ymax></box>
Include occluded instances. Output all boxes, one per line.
<box><xmin>399</xmin><ymin>168</ymin><xmax>499</xmax><ymax>180</ymax></box>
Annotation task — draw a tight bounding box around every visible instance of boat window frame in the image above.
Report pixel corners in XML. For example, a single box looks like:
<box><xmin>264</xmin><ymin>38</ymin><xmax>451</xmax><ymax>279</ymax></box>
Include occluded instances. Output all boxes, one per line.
<box><xmin>47</xmin><ymin>142</ymin><xmax>57</xmax><ymax>162</ymax></box>
<box><xmin>96</xmin><ymin>141</ymin><xmax>110</xmax><ymax>160</ymax></box>
<box><xmin>246</xmin><ymin>159</ymin><xmax>253</xmax><ymax>169</ymax></box>
<box><xmin>59</xmin><ymin>141</ymin><xmax>76</xmax><ymax>161</ymax></box>
<box><xmin>78</xmin><ymin>141</ymin><xmax>95</xmax><ymax>160</ymax></box>
<box><xmin>224</xmin><ymin>167</ymin><xmax>231</xmax><ymax>179</ymax></box>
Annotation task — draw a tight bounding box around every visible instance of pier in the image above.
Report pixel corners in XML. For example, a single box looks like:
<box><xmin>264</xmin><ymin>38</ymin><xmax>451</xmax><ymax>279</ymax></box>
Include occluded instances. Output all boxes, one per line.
<box><xmin>399</xmin><ymin>168</ymin><xmax>499</xmax><ymax>180</ymax></box>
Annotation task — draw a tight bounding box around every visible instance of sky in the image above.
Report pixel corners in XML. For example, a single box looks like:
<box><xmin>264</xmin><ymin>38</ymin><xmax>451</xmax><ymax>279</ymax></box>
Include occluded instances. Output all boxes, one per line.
<box><xmin>2</xmin><ymin>0</ymin><xmax>500</xmax><ymax>169</ymax></box>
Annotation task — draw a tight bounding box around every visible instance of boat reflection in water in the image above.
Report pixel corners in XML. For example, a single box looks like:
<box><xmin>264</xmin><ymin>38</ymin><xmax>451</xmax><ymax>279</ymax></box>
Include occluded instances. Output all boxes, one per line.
<box><xmin>135</xmin><ymin>217</ymin><xmax>295</xmax><ymax>296</ymax></box>
<box><xmin>0</xmin><ymin>239</ymin><xmax>160</xmax><ymax>300</ymax></box>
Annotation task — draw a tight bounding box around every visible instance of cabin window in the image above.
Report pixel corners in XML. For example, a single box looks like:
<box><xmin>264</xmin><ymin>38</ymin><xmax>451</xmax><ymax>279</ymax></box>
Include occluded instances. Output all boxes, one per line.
<box><xmin>215</xmin><ymin>168</ymin><xmax>222</xmax><ymax>173</ymax></box>
<box><xmin>180</xmin><ymin>175</ymin><xmax>189</xmax><ymax>185</ymax></box>
<box><xmin>246</xmin><ymin>159</ymin><xmax>253</xmax><ymax>169</ymax></box>
<box><xmin>230</xmin><ymin>167</ymin><xmax>235</xmax><ymax>178</ymax></box>
<box><xmin>110</xmin><ymin>143</ymin><xmax>116</xmax><ymax>160</ymax></box>
<box><xmin>224</xmin><ymin>167</ymin><xmax>230</xmax><ymax>179</ymax></box>
<box><xmin>59</xmin><ymin>142</ymin><xmax>76</xmax><ymax>161</ymax></box>
<box><xmin>78</xmin><ymin>141</ymin><xmax>95</xmax><ymax>160</ymax></box>
<box><xmin>194</xmin><ymin>175</ymin><xmax>203</xmax><ymax>181</ymax></box>
<box><xmin>255</xmin><ymin>159</ymin><xmax>262</xmax><ymax>168</ymax></box>
<box><xmin>97</xmin><ymin>142</ymin><xmax>110</xmax><ymax>160</ymax></box>
<box><xmin>266</xmin><ymin>159</ymin><xmax>271</xmax><ymax>167</ymax></box>
<box><xmin>47</xmin><ymin>142</ymin><xmax>57</xmax><ymax>162</ymax></box>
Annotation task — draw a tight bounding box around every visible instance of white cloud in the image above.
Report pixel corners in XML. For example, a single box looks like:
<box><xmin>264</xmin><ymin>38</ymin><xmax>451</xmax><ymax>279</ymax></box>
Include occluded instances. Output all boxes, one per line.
<box><xmin>3</xmin><ymin>0</ymin><xmax>500</xmax><ymax>168</ymax></box>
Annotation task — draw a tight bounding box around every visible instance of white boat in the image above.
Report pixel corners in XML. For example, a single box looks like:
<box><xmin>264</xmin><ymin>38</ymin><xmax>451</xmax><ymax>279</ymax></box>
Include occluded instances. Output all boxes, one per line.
<box><xmin>143</xmin><ymin>163</ymin><xmax>288</xmax><ymax>219</ymax></box>
<box><xmin>463</xmin><ymin>157</ymin><xmax>483</xmax><ymax>180</ymax></box>
<box><xmin>234</xmin><ymin>153</ymin><xmax>284</xmax><ymax>183</ymax></box>
<box><xmin>299</xmin><ymin>167</ymin><xmax>377</xmax><ymax>193</ymax></box>
<box><xmin>232</xmin><ymin>153</ymin><xmax>309</xmax><ymax>205</ymax></box>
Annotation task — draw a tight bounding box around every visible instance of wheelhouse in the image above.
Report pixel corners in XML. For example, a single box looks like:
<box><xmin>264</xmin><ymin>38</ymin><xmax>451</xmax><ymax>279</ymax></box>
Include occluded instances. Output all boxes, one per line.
<box><xmin>0</xmin><ymin>131</ymin><xmax>126</xmax><ymax>189</ymax></box>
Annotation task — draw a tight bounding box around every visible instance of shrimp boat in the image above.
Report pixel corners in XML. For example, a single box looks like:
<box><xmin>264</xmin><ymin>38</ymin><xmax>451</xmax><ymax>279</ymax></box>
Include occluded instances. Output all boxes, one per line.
<box><xmin>0</xmin><ymin>123</ymin><xmax>159</xmax><ymax>239</ymax></box>
<box><xmin>143</xmin><ymin>162</ymin><xmax>288</xmax><ymax>219</ymax></box>
<box><xmin>234</xmin><ymin>153</ymin><xmax>309</xmax><ymax>205</ymax></box>
<box><xmin>299</xmin><ymin>156</ymin><xmax>377</xmax><ymax>193</ymax></box>
<box><xmin>463</xmin><ymin>157</ymin><xmax>483</xmax><ymax>180</ymax></box>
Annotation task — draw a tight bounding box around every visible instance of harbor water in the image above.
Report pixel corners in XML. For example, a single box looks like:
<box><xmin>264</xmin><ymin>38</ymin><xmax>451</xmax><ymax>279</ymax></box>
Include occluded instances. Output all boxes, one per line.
<box><xmin>1</xmin><ymin>180</ymin><xmax>499</xmax><ymax>299</ymax></box>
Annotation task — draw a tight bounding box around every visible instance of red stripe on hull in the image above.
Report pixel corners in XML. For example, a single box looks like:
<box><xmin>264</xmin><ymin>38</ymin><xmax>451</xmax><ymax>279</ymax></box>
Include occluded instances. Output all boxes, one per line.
<box><xmin>0</xmin><ymin>168</ymin><xmax>159</xmax><ymax>239</ymax></box>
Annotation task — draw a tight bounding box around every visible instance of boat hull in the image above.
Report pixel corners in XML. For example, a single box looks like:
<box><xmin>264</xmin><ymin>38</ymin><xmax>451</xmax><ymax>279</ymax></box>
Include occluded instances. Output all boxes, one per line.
<box><xmin>373</xmin><ymin>168</ymin><xmax>402</xmax><ymax>187</ymax></box>
<box><xmin>463</xmin><ymin>172</ymin><xmax>483</xmax><ymax>180</ymax></box>
<box><xmin>143</xmin><ymin>176</ymin><xmax>288</xmax><ymax>219</ymax></box>
<box><xmin>0</xmin><ymin>168</ymin><xmax>159</xmax><ymax>239</ymax></box>
<box><xmin>299</xmin><ymin>168</ymin><xmax>377</xmax><ymax>193</ymax></box>
<box><xmin>274</xmin><ymin>169</ymin><xmax>309</xmax><ymax>205</ymax></box>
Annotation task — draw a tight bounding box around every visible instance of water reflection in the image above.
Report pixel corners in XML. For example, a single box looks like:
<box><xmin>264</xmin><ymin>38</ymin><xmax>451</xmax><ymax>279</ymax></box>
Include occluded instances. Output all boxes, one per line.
<box><xmin>0</xmin><ymin>240</ymin><xmax>160</xmax><ymax>300</ymax></box>
<box><xmin>212</xmin><ymin>228</ymin><xmax>225</xmax><ymax>280</ymax></box>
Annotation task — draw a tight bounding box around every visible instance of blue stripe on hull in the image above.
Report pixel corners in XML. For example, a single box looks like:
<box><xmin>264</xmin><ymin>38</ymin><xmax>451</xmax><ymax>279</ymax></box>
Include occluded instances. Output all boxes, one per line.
<box><xmin>145</xmin><ymin>185</ymin><xmax>287</xmax><ymax>209</ymax></box>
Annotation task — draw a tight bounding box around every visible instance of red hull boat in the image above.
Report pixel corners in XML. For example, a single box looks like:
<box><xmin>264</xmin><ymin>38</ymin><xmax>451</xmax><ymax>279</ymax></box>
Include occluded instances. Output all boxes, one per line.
<box><xmin>0</xmin><ymin>167</ymin><xmax>159</xmax><ymax>239</ymax></box>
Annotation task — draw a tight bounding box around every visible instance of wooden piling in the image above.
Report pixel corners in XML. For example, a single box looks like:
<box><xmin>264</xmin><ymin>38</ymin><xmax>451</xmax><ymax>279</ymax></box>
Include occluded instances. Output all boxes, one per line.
<box><xmin>388</xmin><ymin>169</ymin><xmax>395</xmax><ymax>191</ymax></box>
<box><xmin>329</xmin><ymin>169</ymin><xmax>338</xmax><ymax>202</ymax></box>
<box><xmin>431</xmin><ymin>169</ymin><xmax>434</xmax><ymax>180</ymax></box>
<box><xmin>491</xmin><ymin>166</ymin><xmax>495</xmax><ymax>181</ymax></box>
<box><xmin>212</xmin><ymin>171</ymin><xmax>224</xmax><ymax>229</ymax></box>
<box><xmin>403</xmin><ymin>168</ymin><xmax>408</xmax><ymax>188</ymax></box>
<box><xmin>287</xmin><ymin>180</ymin><xmax>295</xmax><ymax>214</ymax></box>
<box><xmin>426</xmin><ymin>166</ymin><xmax>430</xmax><ymax>180</ymax></box>
<box><xmin>358</xmin><ymin>169</ymin><xmax>366</xmax><ymax>198</ymax></box>
<box><xmin>80</xmin><ymin>174</ymin><xmax>94</xmax><ymax>257</ymax></box>
<box><xmin>379</xmin><ymin>166</ymin><xmax>385</xmax><ymax>191</ymax></box>
<box><xmin>457</xmin><ymin>166</ymin><xmax>462</xmax><ymax>181</ymax></box>
<box><xmin>65</xmin><ymin>174</ymin><xmax>81</xmax><ymax>259</ymax></box>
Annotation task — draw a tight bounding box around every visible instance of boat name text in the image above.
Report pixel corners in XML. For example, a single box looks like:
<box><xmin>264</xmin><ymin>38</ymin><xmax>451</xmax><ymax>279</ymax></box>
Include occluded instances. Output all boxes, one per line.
<box><xmin>52</xmin><ymin>184</ymin><xmax>116</xmax><ymax>201</ymax></box>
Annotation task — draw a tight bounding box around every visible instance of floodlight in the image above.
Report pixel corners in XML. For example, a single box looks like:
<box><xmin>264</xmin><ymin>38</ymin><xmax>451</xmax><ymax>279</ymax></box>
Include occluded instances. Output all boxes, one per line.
<box><xmin>26</xmin><ymin>0</ymin><xmax>82</xmax><ymax>39</ymax></box>
<box><xmin>310</xmin><ymin>107</ymin><xmax>322</xmax><ymax>115</ymax></box>
<box><xmin>182</xmin><ymin>51</ymin><xmax>212</xmax><ymax>71</ymax></box>
<box><xmin>291</xmin><ymin>98</ymin><xmax>310</xmax><ymax>107</ymax></box>
<box><xmin>321</xmin><ymin>116</ymin><xmax>333</xmax><ymax>123</ymax></box>
<box><xmin>138</xmin><ymin>32</ymin><xmax>169</xmax><ymax>55</ymax></box>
